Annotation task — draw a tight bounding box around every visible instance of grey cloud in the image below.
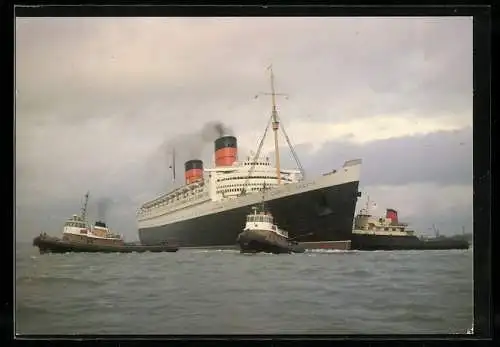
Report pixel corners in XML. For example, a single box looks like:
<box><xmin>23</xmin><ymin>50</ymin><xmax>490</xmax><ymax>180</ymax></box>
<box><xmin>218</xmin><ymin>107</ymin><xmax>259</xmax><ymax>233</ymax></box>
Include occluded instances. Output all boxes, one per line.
<box><xmin>16</xmin><ymin>193</ymin><xmax>138</xmax><ymax>242</ymax></box>
<box><xmin>275</xmin><ymin>127</ymin><xmax>472</xmax><ymax>187</ymax></box>
<box><xmin>15</xmin><ymin>17</ymin><xmax>472</xmax><ymax>128</ymax></box>
<box><xmin>406</xmin><ymin>203</ymin><xmax>472</xmax><ymax>238</ymax></box>
<box><xmin>159</xmin><ymin>120</ymin><xmax>234</xmax><ymax>162</ymax></box>
<box><xmin>273</xmin><ymin>18</ymin><xmax>472</xmax><ymax>121</ymax></box>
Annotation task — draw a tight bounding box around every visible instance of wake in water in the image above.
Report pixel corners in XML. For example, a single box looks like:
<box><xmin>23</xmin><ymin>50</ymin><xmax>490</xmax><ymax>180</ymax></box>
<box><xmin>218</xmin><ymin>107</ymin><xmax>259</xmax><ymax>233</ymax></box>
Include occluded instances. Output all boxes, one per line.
<box><xmin>191</xmin><ymin>249</ymin><xmax>240</xmax><ymax>254</ymax></box>
<box><xmin>466</xmin><ymin>323</ymin><xmax>474</xmax><ymax>334</ymax></box>
<box><xmin>189</xmin><ymin>248</ymin><xmax>358</xmax><ymax>256</ymax></box>
<box><xmin>307</xmin><ymin>249</ymin><xmax>358</xmax><ymax>254</ymax></box>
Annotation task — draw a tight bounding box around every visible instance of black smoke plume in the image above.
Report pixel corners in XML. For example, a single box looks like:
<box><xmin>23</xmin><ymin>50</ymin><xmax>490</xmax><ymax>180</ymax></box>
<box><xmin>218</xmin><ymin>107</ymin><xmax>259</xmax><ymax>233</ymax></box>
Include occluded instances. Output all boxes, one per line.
<box><xmin>200</xmin><ymin>121</ymin><xmax>233</xmax><ymax>141</ymax></box>
<box><xmin>96</xmin><ymin>197</ymin><xmax>113</xmax><ymax>221</ymax></box>
<box><xmin>145</xmin><ymin>121</ymin><xmax>234</xmax><ymax>190</ymax></box>
<box><xmin>208</xmin><ymin>121</ymin><xmax>232</xmax><ymax>138</ymax></box>
<box><xmin>160</xmin><ymin>121</ymin><xmax>233</xmax><ymax>162</ymax></box>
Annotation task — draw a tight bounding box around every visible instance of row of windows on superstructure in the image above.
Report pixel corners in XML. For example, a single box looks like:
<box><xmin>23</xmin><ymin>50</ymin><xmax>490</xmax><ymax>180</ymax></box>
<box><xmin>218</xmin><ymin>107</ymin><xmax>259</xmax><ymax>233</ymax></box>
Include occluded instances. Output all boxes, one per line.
<box><xmin>163</xmin><ymin>192</ymin><xmax>205</xmax><ymax>205</ymax></box>
<box><xmin>243</xmin><ymin>161</ymin><xmax>271</xmax><ymax>166</ymax></box>
<box><xmin>65</xmin><ymin>222</ymin><xmax>86</xmax><ymax>228</ymax></box>
<box><xmin>217</xmin><ymin>187</ymin><xmax>262</xmax><ymax>194</ymax></box>
<box><xmin>218</xmin><ymin>180</ymin><xmax>272</xmax><ymax>192</ymax></box>
<box><xmin>379</xmin><ymin>227</ymin><xmax>408</xmax><ymax>232</ymax></box>
<box><xmin>217</xmin><ymin>175</ymin><xmax>278</xmax><ymax>182</ymax></box>
<box><xmin>247</xmin><ymin>215</ymin><xmax>272</xmax><ymax>223</ymax></box>
<box><xmin>218</xmin><ymin>181</ymin><xmax>272</xmax><ymax>189</ymax></box>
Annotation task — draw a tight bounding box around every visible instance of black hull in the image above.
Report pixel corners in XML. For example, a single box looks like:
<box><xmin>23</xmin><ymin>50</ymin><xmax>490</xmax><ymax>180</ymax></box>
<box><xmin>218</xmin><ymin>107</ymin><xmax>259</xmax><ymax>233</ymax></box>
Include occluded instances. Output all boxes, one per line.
<box><xmin>238</xmin><ymin>239</ymin><xmax>296</xmax><ymax>254</ymax></box>
<box><xmin>236</xmin><ymin>231</ymin><xmax>305</xmax><ymax>255</ymax></box>
<box><xmin>239</xmin><ymin>241</ymin><xmax>305</xmax><ymax>255</ymax></box>
<box><xmin>350</xmin><ymin>234</ymin><xmax>470</xmax><ymax>251</ymax></box>
<box><xmin>32</xmin><ymin>236</ymin><xmax>178</xmax><ymax>254</ymax></box>
<box><xmin>139</xmin><ymin>181</ymin><xmax>360</xmax><ymax>247</ymax></box>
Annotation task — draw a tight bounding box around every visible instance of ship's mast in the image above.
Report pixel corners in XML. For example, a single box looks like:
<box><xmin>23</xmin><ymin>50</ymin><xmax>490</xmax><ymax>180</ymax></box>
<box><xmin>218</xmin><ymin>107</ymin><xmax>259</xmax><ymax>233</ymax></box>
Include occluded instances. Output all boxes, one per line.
<box><xmin>81</xmin><ymin>191</ymin><xmax>89</xmax><ymax>222</ymax></box>
<box><xmin>268</xmin><ymin>64</ymin><xmax>282</xmax><ymax>185</ymax></box>
<box><xmin>361</xmin><ymin>195</ymin><xmax>376</xmax><ymax>215</ymax></box>
<box><xmin>432</xmin><ymin>224</ymin><xmax>440</xmax><ymax>237</ymax></box>
<box><xmin>363</xmin><ymin>195</ymin><xmax>371</xmax><ymax>214</ymax></box>
<box><xmin>241</xmin><ymin>65</ymin><xmax>305</xmax><ymax>195</ymax></box>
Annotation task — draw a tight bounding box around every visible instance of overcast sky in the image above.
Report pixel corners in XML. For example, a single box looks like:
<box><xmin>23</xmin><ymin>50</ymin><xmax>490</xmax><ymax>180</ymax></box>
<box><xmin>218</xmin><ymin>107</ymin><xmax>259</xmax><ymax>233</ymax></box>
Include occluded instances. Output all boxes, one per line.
<box><xmin>15</xmin><ymin>17</ymin><xmax>473</xmax><ymax>242</ymax></box>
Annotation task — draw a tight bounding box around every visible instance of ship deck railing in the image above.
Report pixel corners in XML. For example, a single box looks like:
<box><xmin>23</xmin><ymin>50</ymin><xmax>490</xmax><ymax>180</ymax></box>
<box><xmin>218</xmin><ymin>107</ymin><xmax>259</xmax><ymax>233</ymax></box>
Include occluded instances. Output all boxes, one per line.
<box><xmin>141</xmin><ymin>181</ymin><xmax>205</xmax><ymax>208</ymax></box>
<box><xmin>141</xmin><ymin>187</ymin><xmax>208</xmax><ymax>210</ymax></box>
<box><xmin>139</xmin><ymin>193</ymin><xmax>211</xmax><ymax>217</ymax></box>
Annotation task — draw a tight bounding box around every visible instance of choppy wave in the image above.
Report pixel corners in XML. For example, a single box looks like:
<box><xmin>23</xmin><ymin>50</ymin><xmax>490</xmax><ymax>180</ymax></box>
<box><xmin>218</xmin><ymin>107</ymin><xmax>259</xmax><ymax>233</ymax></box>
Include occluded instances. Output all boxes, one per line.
<box><xmin>16</xmin><ymin>303</ymin><xmax>51</xmax><ymax>316</ymax></box>
<box><xmin>16</xmin><ymin>274</ymin><xmax>103</xmax><ymax>286</ymax></box>
<box><xmin>15</xmin><ymin>242</ymin><xmax>473</xmax><ymax>335</ymax></box>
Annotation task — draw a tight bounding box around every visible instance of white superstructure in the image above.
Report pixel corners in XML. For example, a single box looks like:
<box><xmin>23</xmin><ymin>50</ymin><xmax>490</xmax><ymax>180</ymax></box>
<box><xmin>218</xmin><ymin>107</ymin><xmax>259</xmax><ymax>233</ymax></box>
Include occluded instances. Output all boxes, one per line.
<box><xmin>352</xmin><ymin>196</ymin><xmax>416</xmax><ymax>237</ymax></box>
<box><xmin>244</xmin><ymin>205</ymin><xmax>289</xmax><ymax>239</ymax></box>
<box><xmin>62</xmin><ymin>215</ymin><xmax>123</xmax><ymax>241</ymax></box>
<box><xmin>137</xmin><ymin>158</ymin><xmax>362</xmax><ymax>228</ymax></box>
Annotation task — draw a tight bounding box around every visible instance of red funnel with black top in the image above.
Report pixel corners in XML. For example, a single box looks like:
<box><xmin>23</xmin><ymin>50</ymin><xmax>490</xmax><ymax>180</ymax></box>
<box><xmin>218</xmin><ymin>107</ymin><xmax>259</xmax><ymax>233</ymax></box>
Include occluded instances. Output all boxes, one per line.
<box><xmin>184</xmin><ymin>159</ymin><xmax>204</xmax><ymax>185</ymax></box>
<box><xmin>386</xmin><ymin>209</ymin><xmax>398</xmax><ymax>225</ymax></box>
<box><xmin>214</xmin><ymin>136</ymin><xmax>237</xmax><ymax>167</ymax></box>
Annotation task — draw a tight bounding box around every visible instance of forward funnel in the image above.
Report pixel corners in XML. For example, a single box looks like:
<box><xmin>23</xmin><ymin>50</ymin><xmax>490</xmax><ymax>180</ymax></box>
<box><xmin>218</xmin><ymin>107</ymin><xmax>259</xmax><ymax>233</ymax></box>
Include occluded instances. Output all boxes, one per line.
<box><xmin>184</xmin><ymin>159</ymin><xmax>204</xmax><ymax>184</ymax></box>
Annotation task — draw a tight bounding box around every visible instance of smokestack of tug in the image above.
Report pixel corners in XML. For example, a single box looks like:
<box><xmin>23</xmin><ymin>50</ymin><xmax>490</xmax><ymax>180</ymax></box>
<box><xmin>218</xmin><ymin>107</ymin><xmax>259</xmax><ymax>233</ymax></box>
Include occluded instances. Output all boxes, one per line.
<box><xmin>386</xmin><ymin>209</ymin><xmax>398</xmax><ymax>225</ymax></box>
<box><xmin>214</xmin><ymin>136</ymin><xmax>237</xmax><ymax>167</ymax></box>
<box><xmin>184</xmin><ymin>159</ymin><xmax>204</xmax><ymax>185</ymax></box>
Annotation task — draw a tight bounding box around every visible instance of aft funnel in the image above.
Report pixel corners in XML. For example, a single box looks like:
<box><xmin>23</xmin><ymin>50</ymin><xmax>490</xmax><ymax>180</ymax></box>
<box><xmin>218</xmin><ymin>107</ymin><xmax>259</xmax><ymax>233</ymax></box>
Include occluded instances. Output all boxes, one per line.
<box><xmin>214</xmin><ymin>136</ymin><xmax>237</xmax><ymax>167</ymax></box>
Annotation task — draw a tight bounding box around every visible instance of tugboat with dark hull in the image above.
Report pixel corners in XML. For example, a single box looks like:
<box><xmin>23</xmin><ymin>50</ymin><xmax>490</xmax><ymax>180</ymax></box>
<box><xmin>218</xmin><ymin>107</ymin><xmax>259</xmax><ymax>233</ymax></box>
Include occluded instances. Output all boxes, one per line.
<box><xmin>236</xmin><ymin>187</ymin><xmax>306</xmax><ymax>254</ymax></box>
<box><xmin>350</xmin><ymin>197</ymin><xmax>469</xmax><ymax>251</ymax></box>
<box><xmin>33</xmin><ymin>192</ymin><xmax>178</xmax><ymax>254</ymax></box>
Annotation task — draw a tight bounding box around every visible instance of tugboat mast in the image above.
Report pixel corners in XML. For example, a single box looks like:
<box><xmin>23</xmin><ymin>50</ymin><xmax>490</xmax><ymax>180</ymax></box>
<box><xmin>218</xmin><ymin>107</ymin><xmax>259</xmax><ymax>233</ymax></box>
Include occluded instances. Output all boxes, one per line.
<box><xmin>81</xmin><ymin>191</ymin><xmax>89</xmax><ymax>223</ymax></box>
<box><xmin>365</xmin><ymin>195</ymin><xmax>371</xmax><ymax>213</ymax></box>
<box><xmin>261</xmin><ymin>182</ymin><xmax>267</xmax><ymax>211</ymax></box>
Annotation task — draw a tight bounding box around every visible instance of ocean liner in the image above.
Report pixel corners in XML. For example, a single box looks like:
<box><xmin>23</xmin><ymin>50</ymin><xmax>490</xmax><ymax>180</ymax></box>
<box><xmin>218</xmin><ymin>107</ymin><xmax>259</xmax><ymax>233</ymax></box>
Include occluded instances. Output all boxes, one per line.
<box><xmin>137</xmin><ymin>66</ymin><xmax>362</xmax><ymax>248</ymax></box>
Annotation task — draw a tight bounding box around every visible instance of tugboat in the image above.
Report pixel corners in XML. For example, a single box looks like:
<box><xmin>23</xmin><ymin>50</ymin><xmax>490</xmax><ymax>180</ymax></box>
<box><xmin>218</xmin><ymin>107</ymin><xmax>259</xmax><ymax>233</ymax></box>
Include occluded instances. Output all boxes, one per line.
<box><xmin>350</xmin><ymin>196</ymin><xmax>469</xmax><ymax>251</ymax></box>
<box><xmin>236</xmin><ymin>186</ymin><xmax>306</xmax><ymax>254</ymax></box>
<box><xmin>33</xmin><ymin>192</ymin><xmax>179</xmax><ymax>254</ymax></box>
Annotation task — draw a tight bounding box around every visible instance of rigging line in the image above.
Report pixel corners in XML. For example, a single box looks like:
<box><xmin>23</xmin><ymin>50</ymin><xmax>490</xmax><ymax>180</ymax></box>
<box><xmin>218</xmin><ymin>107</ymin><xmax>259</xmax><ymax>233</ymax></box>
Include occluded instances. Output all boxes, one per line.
<box><xmin>240</xmin><ymin>114</ymin><xmax>273</xmax><ymax>196</ymax></box>
<box><xmin>277</xmin><ymin>114</ymin><xmax>306</xmax><ymax>179</ymax></box>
